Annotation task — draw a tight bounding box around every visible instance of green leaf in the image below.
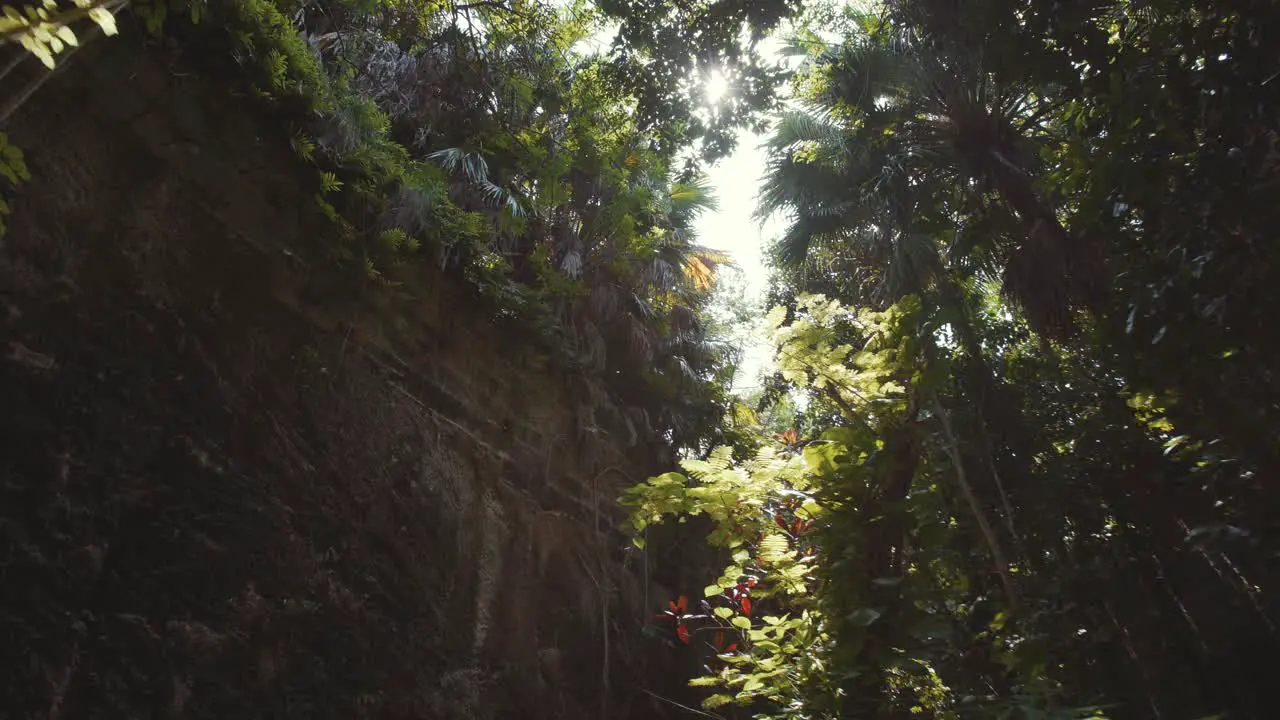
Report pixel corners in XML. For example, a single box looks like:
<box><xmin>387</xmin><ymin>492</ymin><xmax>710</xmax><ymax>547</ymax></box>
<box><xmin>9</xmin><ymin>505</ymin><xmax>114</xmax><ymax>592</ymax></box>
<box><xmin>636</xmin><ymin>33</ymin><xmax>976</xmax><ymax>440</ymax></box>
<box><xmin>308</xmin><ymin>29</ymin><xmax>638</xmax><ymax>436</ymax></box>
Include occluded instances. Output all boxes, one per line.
<box><xmin>731</xmin><ymin>616</ymin><xmax>752</xmax><ymax>630</ymax></box>
<box><xmin>713</xmin><ymin>606</ymin><xmax>734</xmax><ymax>620</ymax></box>
<box><xmin>705</xmin><ymin>584</ymin><xmax>723</xmax><ymax>598</ymax></box>
<box><xmin>703</xmin><ymin>694</ymin><xmax>734</xmax><ymax>709</ymax></box>
<box><xmin>804</xmin><ymin>442</ymin><xmax>846</xmax><ymax>476</ymax></box>
<box><xmin>54</xmin><ymin>25</ymin><xmax>76</xmax><ymax>46</ymax></box>
<box><xmin>88</xmin><ymin>6</ymin><xmax>117</xmax><ymax>35</ymax></box>
<box><xmin>759</xmin><ymin>533</ymin><xmax>790</xmax><ymax>562</ymax></box>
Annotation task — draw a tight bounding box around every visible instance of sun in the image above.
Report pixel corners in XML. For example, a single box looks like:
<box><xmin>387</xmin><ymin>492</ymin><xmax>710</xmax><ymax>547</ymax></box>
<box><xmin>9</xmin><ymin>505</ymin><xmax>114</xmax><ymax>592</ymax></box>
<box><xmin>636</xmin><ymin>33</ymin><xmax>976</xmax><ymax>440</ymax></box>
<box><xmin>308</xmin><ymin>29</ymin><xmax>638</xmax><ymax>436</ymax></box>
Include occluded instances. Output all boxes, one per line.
<box><xmin>704</xmin><ymin>69</ymin><xmax>730</xmax><ymax>105</ymax></box>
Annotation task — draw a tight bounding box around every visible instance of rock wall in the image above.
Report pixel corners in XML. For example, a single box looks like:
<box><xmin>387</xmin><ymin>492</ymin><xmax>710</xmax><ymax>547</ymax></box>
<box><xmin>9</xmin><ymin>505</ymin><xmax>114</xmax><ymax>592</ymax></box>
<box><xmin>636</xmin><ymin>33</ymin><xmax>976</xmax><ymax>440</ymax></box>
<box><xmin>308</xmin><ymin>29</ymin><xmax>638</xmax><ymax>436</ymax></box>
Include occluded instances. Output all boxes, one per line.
<box><xmin>0</xmin><ymin>32</ymin><xmax>699</xmax><ymax>719</ymax></box>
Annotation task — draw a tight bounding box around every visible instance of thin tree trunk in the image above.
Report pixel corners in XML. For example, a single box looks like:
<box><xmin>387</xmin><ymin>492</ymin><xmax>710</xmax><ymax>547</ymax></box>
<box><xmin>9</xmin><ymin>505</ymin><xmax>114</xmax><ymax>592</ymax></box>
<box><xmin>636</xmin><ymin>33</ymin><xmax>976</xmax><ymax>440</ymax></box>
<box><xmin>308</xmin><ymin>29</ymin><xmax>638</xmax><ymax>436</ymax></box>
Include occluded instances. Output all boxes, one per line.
<box><xmin>933</xmin><ymin>393</ymin><xmax>1021</xmax><ymax>610</ymax></box>
<box><xmin>935</xmin><ymin>277</ymin><xmax>1028</xmax><ymax>567</ymax></box>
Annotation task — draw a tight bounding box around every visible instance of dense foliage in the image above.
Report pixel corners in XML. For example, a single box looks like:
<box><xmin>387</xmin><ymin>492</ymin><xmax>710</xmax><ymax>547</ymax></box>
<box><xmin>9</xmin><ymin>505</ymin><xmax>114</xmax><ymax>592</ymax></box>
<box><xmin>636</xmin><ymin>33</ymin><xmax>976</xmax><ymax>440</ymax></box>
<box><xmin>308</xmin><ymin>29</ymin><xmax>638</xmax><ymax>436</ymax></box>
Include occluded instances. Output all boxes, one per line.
<box><xmin>626</xmin><ymin>1</ymin><xmax>1280</xmax><ymax>719</ymax></box>
<box><xmin>6</xmin><ymin>0</ymin><xmax>1280</xmax><ymax>718</ymax></box>
<box><xmin>1</xmin><ymin>0</ymin><xmax>753</xmax><ymax>453</ymax></box>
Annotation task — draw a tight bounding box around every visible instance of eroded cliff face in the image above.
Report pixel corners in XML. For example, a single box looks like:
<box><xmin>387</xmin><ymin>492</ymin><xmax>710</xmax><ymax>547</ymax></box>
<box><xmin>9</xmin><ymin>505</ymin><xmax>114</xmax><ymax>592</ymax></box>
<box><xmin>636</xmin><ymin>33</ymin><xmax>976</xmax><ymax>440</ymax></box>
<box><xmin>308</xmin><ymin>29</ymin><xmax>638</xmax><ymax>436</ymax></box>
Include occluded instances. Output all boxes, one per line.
<box><xmin>0</xmin><ymin>33</ymin><xmax>698</xmax><ymax>719</ymax></box>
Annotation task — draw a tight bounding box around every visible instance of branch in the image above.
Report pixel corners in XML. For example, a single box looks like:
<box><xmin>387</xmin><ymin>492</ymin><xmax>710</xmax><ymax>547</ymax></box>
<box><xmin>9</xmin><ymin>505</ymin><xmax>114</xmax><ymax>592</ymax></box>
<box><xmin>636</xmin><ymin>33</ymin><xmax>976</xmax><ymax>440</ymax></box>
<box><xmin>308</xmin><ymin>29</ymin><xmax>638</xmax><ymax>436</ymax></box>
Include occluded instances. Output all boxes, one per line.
<box><xmin>0</xmin><ymin>0</ymin><xmax>126</xmax><ymax>45</ymax></box>
<box><xmin>454</xmin><ymin>0</ymin><xmax>518</xmax><ymax>11</ymax></box>
<box><xmin>0</xmin><ymin>19</ymin><xmax>107</xmax><ymax>125</ymax></box>
<box><xmin>637</xmin><ymin>687</ymin><xmax>728</xmax><ymax>720</ymax></box>
<box><xmin>822</xmin><ymin>385</ymin><xmax>875</xmax><ymax>435</ymax></box>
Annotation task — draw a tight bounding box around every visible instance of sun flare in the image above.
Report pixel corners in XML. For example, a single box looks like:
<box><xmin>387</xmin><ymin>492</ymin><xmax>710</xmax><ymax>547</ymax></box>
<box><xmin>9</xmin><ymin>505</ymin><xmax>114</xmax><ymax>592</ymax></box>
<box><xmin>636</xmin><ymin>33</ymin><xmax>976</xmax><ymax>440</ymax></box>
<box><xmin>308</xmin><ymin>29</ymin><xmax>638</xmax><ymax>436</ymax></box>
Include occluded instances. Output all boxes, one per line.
<box><xmin>704</xmin><ymin>69</ymin><xmax>730</xmax><ymax>104</ymax></box>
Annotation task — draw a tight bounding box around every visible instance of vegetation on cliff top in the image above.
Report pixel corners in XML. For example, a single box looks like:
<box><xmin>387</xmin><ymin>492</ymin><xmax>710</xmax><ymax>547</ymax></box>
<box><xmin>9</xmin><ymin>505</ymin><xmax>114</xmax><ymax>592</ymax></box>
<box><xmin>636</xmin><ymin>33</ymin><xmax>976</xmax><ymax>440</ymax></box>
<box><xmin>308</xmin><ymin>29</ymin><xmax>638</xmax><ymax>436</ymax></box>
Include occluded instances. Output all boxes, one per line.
<box><xmin>2</xmin><ymin>0</ymin><xmax>778</xmax><ymax>453</ymax></box>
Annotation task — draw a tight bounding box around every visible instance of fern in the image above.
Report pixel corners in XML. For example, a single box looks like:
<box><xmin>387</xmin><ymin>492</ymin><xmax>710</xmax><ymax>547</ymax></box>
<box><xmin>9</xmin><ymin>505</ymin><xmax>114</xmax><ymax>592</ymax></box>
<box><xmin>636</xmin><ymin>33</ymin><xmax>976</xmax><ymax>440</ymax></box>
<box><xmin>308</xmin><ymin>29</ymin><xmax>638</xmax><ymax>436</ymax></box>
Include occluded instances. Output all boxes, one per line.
<box><xmin>319</xmin><ymin>171</ymin><xmax>343</xmax><ymax>195</ymax></box>
<box><xmin>290</xmin><ymin>129</ymin><xmax>316</xmax><ymax>163</ymax></box>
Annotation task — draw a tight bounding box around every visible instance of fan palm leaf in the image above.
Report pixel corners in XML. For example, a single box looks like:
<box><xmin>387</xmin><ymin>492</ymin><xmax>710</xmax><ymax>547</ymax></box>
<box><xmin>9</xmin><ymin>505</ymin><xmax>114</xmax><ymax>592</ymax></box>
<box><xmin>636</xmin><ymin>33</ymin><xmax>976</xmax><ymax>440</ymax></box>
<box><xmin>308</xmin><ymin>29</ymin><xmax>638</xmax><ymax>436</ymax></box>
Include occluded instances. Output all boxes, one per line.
<box><xmin>763</xmin><ymin>11</ymin><xmax>1101</xmax><ymax>332</ymax></box>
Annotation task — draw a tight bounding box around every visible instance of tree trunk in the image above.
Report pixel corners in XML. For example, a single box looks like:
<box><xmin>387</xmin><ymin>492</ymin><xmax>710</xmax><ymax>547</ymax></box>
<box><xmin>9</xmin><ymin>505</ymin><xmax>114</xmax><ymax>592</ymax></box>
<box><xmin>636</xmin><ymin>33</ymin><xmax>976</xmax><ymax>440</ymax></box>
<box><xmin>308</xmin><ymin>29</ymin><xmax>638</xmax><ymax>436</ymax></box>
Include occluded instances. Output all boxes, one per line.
<box><xmin>933</xmin><ymin>394</ymin><xmax>1021</xmax><ymax>611</ymax></box>
<box><xmin>987</xmin><ymin>145</ymin><xmax>1105</xmax><ymax>336</ymax></box>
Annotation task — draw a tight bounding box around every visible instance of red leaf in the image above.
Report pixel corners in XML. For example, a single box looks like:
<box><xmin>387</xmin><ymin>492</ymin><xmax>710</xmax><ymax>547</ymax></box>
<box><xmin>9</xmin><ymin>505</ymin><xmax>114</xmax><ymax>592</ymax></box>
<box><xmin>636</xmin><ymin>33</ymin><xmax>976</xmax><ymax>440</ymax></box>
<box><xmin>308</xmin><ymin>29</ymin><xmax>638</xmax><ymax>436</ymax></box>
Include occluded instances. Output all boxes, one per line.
<box><xmin>745</xmin><ymin>577</ymin><xmax>759</xmax><ymax>588</ymax></box>
<box><xmin>740</xmin><ymin>596</ymin><xmax>752</xmax><ymax>616</ymax></box>
<box><xmin>676</xmin><ymin>623</ymin><xmax>690</xmax><ymax>644</ymax></box>
<box><xmin>714</xmin><ymin>630</ymin><xmax>725</xmax><ymax>650</ymax></box>
<box><xmin>669</xmin><ymin>600</ymin><xmax>678</xmax><ymax>613</ymax></box>
<box><xmin>725</xmin><ymin>643</ymin><xmax>738</xmax><ymax>653</ymax></box>
<box><xmin>775</xmin><ymin>515</ymin><xmax>788</xmax><ymax>530</ymax></box>
<box><xmin>676</xmin><ymin>595</ymin><xmax>689</xmax><ymax>613</ymax></box>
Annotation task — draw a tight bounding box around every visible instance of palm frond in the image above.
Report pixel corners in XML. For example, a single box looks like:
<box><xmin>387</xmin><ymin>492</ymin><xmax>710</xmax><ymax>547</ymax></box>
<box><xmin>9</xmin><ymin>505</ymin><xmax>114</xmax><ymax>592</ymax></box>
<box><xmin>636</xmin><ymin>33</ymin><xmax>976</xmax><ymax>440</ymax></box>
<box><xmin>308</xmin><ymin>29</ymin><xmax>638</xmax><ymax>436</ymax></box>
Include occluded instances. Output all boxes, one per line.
<box><xmin>683</xmin><ymin>255</ymin><xmax>717</xmax><ymax>291</ymax></box>
<box><xmin>560</xmin><ymin>249</ymin><xmax>583</xmax><ymax>277</ymax></box>
<box><xmin>767</xmin><ymin>109</ymin><xmax>848</xmax><ymax>153</ymax></box>
<box><xmin>478</xmin><ymin>178</ymin><xmax>526</xmax><ymax>217</ymax></box>
<box><xmin>628</xmin><ymin>314</ymin><xmax>655</xmax><ymax>363</ymax></box>
<box><xmin>757</xmin><ymin>154</ymin><xmax>851</xmax><ymax>221</ymax></box>
<box><xmin>645</xmin><ymin>257</ymin><xmax>678</xmax><ymax>292</ymax></box>
<box><xmin>669</xmin><ymin>174</ymin><xmax>720</xmax><ymax>220</ymax></box>
<box><xmin>772</xmin><ymin>212</ymin><xmax>854</xmax><ymax>268</ymax></box>
<box><xmin>682</xmin><ymin>249</ymin><xmax>732</xmax><ymax>292</ymax></box>
<box><xmin>429</xmin><ymin>147</ymin><xmax>526</xmax><ymax>216</ymax></box>
<box><xmin>428</xmin><ymin>147</ymin><xmax>486</xmax><ymax>184</ymax></box>
<box><xmin>589</xmin><ymin>283</ymin><xmax>621</xmax><ymax>322</ymax></box>
<box><xmin>824</xmin><ymin>34</ymin><xmax>920</xmax><ymax>115</ymax></box>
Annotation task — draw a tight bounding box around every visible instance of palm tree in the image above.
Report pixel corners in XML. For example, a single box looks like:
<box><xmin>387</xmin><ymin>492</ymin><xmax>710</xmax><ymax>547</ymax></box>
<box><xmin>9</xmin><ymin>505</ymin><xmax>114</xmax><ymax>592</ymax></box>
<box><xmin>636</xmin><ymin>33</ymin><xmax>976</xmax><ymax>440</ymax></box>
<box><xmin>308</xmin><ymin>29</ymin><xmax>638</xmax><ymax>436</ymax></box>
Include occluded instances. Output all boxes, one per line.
<box><xmin>555</xmin><ymin>160</ymin><xmax>735</xmax><ymax>449</ymax></box>
<box><xmin>758</xmin><ymin>104</ymin><xmax>949</xmax><ymax>308</ymax></box>
<box><xmin>760</xmin><ymin>10</ymin><xmax>1102</xmax><ymax>335</ymax></box>
<box><xmin>757</xmin><ymin>15</ymin><xmax>1061</xmax><ymax>625</ymax></box>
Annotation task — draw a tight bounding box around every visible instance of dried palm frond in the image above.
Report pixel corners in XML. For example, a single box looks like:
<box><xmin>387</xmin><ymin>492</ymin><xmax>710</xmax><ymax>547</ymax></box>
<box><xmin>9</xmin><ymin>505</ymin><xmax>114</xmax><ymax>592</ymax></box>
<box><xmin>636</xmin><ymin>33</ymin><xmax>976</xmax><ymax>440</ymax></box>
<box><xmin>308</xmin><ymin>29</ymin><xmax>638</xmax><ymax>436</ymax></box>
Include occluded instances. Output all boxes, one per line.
<box><xmin>559</xmin><ymin>249</ymin><xmax>583</xmax><ymax>278</ymax></box>
<box><xmin>683</xmin><ymin>252</ymin><xmax>725</xmax><ymax>291</ymax></box>
<box><xmin>627</xmin><ymin>315</ymin><xmax>655</xmax><ymax>364</ymax></box>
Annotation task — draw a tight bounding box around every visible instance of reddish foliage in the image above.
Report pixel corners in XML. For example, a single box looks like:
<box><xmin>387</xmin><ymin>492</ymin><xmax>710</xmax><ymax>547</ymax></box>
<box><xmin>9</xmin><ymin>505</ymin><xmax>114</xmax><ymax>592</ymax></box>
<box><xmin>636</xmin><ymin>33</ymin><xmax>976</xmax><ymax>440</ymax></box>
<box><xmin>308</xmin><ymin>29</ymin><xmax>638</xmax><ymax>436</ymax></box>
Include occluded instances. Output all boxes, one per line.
<box><xmin>774</xmin><ymin>428</ymin><xmax>800</xmax><ymax>446</ymax></box>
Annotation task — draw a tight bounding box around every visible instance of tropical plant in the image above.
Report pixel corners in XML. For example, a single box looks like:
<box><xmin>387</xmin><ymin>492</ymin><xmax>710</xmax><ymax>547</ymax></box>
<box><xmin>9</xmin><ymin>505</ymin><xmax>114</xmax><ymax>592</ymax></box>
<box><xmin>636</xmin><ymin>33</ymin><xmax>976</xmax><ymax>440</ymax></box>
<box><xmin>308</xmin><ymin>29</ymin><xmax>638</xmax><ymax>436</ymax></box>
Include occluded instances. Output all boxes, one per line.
<box><xmin>760</xmin><ymin>8</ymin><xmax>1102</xmax><ymax>335</ymax></box>
<box><xmin>627</xmin><ymin>3</ymin><xmax>1280</xmax><ymax>720</ymax></box>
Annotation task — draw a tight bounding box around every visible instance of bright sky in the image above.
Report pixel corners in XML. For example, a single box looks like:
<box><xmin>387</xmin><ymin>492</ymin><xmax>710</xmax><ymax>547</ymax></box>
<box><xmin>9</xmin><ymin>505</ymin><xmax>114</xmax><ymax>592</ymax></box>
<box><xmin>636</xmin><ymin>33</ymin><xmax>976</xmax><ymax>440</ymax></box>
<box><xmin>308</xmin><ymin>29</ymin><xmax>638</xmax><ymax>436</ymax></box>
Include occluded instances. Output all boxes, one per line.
<box><xmin>694</xmin><ymin>128</ymin><xmax>783</xmax><ymax>392</ymax></box>
<box><xmin>574</xmin><ymin>21</ymin><xmax>793</xmax><ymax>393</ymax></box>
<box><xmin>693</xmin><ymin>48</ymin><xmax>796</xmax><ymax>393</ymax></box>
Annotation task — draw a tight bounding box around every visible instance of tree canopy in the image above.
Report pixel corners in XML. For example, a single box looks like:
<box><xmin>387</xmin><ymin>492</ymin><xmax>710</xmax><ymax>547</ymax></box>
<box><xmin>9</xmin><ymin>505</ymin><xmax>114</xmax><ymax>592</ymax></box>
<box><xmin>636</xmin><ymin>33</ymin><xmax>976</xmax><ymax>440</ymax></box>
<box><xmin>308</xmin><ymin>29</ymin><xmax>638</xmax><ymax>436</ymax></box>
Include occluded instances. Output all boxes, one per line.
<box><xmin>625</xmin><ymin>1</ymin><xmax>1280</xmax><ymax>719</ymax></box>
